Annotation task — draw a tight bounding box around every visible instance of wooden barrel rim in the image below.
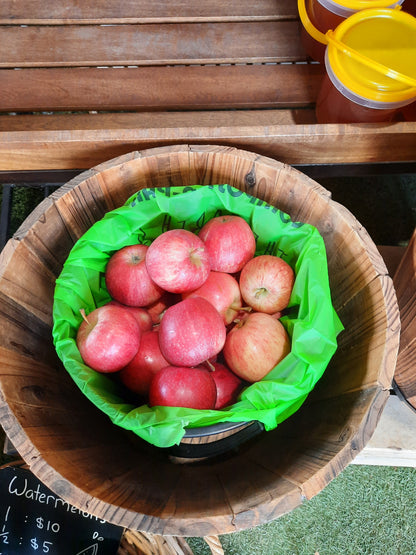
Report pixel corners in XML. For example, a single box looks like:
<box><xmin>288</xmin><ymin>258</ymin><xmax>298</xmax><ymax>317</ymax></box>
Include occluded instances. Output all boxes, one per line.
<box><xmin>0</xmin><ymin>144</ymin><xmax>400</xmax><ymax>536</ymax></box>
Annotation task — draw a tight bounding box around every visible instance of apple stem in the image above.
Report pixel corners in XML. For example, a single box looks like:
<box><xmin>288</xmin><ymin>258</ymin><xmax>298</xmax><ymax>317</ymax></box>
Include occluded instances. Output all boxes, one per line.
<box><xmin>190</xmin><ymin>247</ymin><xmax>205</xmax><ymax>267</ymax></box>
<box><xmin>230</xmin><ymin>304</ymin><xmax>252</xmax><ymax>312</ymax></box>
<box><xmin>205</xmin><ymin>359</ymin><xmax>216</xmax><ymax>372</ymax></box>
<box><xmin>254</xmin><ymin>287</ymin><xmax>268</xmax><ymax>299</ymax></box>
<box><xmin>271</xmin><ymin>311</ymin><xmax>282</xmax><ymax>320</ymax></box>
<box><xmin>79</xmin><ymin>308</ymin><xmax>90</xmax><ymax>325</ymax></box>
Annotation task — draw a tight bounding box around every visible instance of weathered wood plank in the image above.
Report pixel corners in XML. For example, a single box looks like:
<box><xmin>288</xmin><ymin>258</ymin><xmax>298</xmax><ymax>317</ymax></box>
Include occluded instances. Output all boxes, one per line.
<box><xmin>393</xmin><ymin>229</ymin><xmax>416</xmax><ymax>407</ymax></box>
<box><xmin>0</xmin><ymin>21</ymin><xmax>304</xmax><ymax>68</ymax></box>
<box><xmin>0</xmin><ymin>114</ymin><xmax>415</xmax><ymax>171</ymax></box>
<box><xmin>0</xmin><ymin>64</ymin><xmax>322</xmax><ymax>112</ymax></box>
<box><xmin>0</xmin><ymin>110</ymin><xmax>317</xmax><ymax>132</ymax></box>
<box><xmin>352</xmin><ymin>394</ymin><xmax>416</xmax><ymax>467</ymax></box>
<box><xmin>0</xmin><ymin>0</ymin><xmax>298</xmax><ymax>24</ymax></box>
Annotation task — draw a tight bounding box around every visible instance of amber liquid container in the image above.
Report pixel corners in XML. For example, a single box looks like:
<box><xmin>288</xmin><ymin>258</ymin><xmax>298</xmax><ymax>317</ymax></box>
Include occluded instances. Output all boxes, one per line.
<box><xmin>301</xmin><ymin>0</ymin><xmax>347</xmax><ymax>63</ymax></box>
<box><xmin>316</xmin><ymin>56</ymin><xmax>405</xmax><ymax>123</ymax></box>
<box><xmin>300</xmin><ymin>0</ymin><xmax>405</xmax><ymax>63</ymax></box>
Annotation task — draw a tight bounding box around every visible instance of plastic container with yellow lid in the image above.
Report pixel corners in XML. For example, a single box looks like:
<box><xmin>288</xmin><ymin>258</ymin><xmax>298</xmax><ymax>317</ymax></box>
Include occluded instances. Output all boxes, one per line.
<box><xmin>300</xmin><ymin>0</ymin><xmax>405</xmax><ymax>62</ymax></box>
<box><xmin>298</xmin><ymin>4</ymin><xmax>416</xmax><ymax>123</ymax></box>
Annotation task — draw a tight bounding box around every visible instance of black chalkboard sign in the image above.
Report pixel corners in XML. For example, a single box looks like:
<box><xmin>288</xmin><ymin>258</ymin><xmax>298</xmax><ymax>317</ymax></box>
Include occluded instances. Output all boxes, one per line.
<box><xmin>0</xmin><ymin>465</ymin><xmax>123</xmax><ymax>554</ymax></box>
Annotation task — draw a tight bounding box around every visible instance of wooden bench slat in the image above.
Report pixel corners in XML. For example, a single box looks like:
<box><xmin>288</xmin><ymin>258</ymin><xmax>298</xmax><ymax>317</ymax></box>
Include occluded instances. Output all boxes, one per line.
<box><xmin>0</xmin><ymin>110</ymin><xmax>318</xmax><ymax>132</ymax></box>
<box><xmin>0</xmin><ymin>64</ymin><xmax>322</xmax><ymax>112</ymax></box>
<box><xmin>0</xmin><ymin>113</ymin><xmax>414</xmax><ymax>170</ymax></box>
<box><xmin>0</xmin><ymin>0</ymin><xmax>298</xmax><ymax>24</ymax></box>
<box><xmin>1</xmin><ymin>21</ymin><xmax>304</xmax><ymax>68</ymax></box>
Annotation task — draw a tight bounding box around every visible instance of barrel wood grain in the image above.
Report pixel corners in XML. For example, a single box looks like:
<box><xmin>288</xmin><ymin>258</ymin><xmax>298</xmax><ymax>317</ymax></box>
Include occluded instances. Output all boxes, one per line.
<box><xmin>393</xmin><ymin>229</ymin><xmax>416</xmax><ymax>408</ymax></box>
<box><xmin>325</xmin><ymin>277</ymin><xmax>399</xmax><ymax>395</ymax></box>
<box><xmin>0</xmin><ymin>296</ymin><xmax>57</xmax><ymax>366</ymax></box>
<box><xmin>0</xmin><ymin>348</ymin><xmax>123</xmax><ymax>453</ymax></box>
<box><xmin>10</xmin><ymin>199</ymin><xmax>79</xmax><ymax>275</ymax></box>
<box><xmin>0</xmin><ymin>146</ymin><xmax>400</xmax><ymax>536</ymax></box>
<box><xmin>247</xmin><ymin>387</ymin><xmax>389</xmax><ymax>500</ymax></box>
<box><xmin>0</xmin><ymin>240</ymin><xmax>56</xmax><ymax>326</ymax></box>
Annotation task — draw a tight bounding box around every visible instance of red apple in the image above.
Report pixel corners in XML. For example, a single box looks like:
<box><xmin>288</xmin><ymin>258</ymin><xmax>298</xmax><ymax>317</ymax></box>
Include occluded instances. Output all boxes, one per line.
<box><xmin>119</xmin><ymin>329</ymin><xmax>169</xmax><ymax>396</ymax></box>
<box><xmin>76</xmin><ymin>305</ymin><xmax>141</xmax><ymax>373</ymax></box>
<box><xmin>209</xmin><ymin>362</ymin><xmax>243</xmax><ymax>409</ymax></box>
<box><xmin>107</xmin><ymin>300</ymin><xmax>153</xmax><ymax>333</ymax></box>
<box><xmin>149</xmin><ymin>365</ymin><xmax>217</xmax><ymax>409</ymax></box>
<box><xmin>146</xmin><ymin>291</ymin><xmax>180</xmax><ymax>325</ymax></box>
<box><xmin>239</xmin><ymin>254</ymin><xmax>295</xmax><ymax>314</ymax></box>
<box><xmin>158</xmin><ymin>297</ymin><xmax>226</xmax><ymax>367</ymax></box>
<box><xmin>105</xmin><ymin>244</ymin><xmax>163</xmax><ymax>307</ymax></box>
<box><xmin>145</xmin><ymin>229</ymin><xmax>210</xmax><ymax>294</ymax></box>
<box><xmin>182</xmin><ymin>271</ymin><xmax>242</xmax><ymax>325</ymax></box>
<box><xmin>223</xmin><ymin>312</ymin><xmax>291</xmax><ymax>382</ymax></box>
<box><xmin>198</xmin><ymin>215</ymin><xmax>256</xmax><ymax>273</ymax></box>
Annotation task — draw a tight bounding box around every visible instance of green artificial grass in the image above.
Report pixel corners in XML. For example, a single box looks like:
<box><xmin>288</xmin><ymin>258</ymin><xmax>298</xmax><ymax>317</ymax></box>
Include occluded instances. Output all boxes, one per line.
<box><xmin>187</xmin><ymin>465</ymin><xmax>416</xmax><ymax>555</ymax></box>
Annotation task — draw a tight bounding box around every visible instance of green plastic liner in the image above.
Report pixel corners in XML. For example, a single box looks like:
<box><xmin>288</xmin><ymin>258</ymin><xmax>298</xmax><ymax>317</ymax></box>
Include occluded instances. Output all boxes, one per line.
<box><xmin>52</xmin><ymin>185</ymin><xmax>343</xmax><ymax>448</ymax></box>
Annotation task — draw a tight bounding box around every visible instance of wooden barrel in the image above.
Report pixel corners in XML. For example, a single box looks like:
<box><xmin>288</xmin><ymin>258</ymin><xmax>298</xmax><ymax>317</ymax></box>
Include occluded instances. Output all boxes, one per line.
<box><xmin>0</xmin><ymin>145</ymin><xmax>400</xmax><ymax>537</ymax></box>
<box><xmin>393</xmin><ymin>228</ymin><xmax>416</xmax><ymax>409</ymax></box>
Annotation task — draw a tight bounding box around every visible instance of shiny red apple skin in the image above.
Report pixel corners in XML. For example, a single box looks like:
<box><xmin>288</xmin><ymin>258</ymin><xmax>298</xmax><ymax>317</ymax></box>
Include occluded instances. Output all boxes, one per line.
<box><xmin>158</xmin><ymin>297</ymin><xmax>226</xmax><ymax>367</ymax></box>
<box><xmin>210</xmin><ymin>362</ymin><xmax>243</xmax><ymax>409</ymax></box>
<box><xmin>145</xmin><ymin>229</ymin><xmax>211</xmax><ymax>294</ymax></box>
<box><xmin>182</xmin><ymin>271</ymin><xmax>242</xmax><ymax>325</ymax></box>
<box><xmin>107</xmin><ymin>300</ymin><xmax>153</xmax><ymax>333</ymax></box>
<box><xmin>146</xmin><ymin>291</ymin><xmax>180</xmax><ymax>325</ymax></box>
<box><xmin>105</xmin><ymin>244</ymin><xmax>163</xmax><ymax>307</ymax></box>
<box><xmin>119</xmin><ymin>329</ymin><xmax>169</xmax><ymax>396</ymax></box>
<box><xmin>76</xmin><ymin>305</ymin><xmax>141</xmax><ymax>373</ymax></box>
<box><xmin>239</xmin><ymin>254</ymin><xmax>295</xmax><ymax>314</ymax></box>
<box><xmin>198</xmin><ymin>215</ymin><xmax>256</xmax><ymax>273</ymax></box>
<box><xmin>149</xmin><ymin>365</ymin><xmax>217</xmax><ymax>409</ymax></box>
<box><xmin>223</xmin><ymin>312</ymin><xmax>291</xmax><ymax>383</ymax></box>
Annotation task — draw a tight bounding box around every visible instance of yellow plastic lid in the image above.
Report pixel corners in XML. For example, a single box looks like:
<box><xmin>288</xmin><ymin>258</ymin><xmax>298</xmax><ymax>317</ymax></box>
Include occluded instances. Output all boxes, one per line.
<box><xmin>298</xmin><ymin>0</ymin><xmax>416</xmax><ymax>102</ymax></box>
<box><xmin>327</xmin><ymin>0</ymin><xmax>402</xmax><ymax>10</ymax></box>
<box><xmin>327</xmin><ymin>8</ymin><xmax>416</xmax><ymax>102</ymax></box>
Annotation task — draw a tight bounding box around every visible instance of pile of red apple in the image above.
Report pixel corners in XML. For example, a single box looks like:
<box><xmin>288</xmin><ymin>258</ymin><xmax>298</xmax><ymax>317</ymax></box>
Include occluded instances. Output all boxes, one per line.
<box><xmin>76</xmin><ymin>214</ymin><xmax>295</xmax><ymax>411</ymax></box>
